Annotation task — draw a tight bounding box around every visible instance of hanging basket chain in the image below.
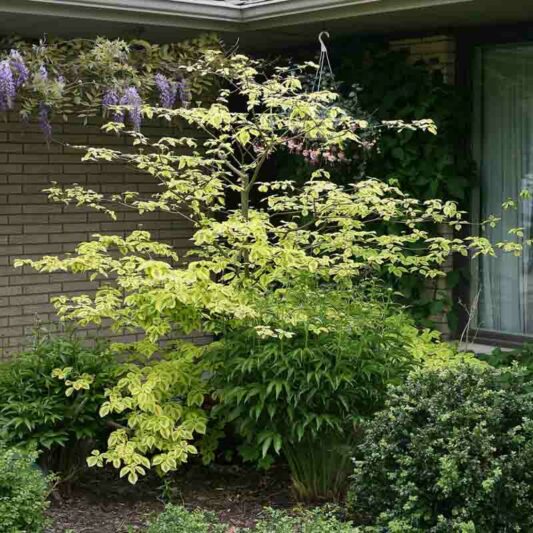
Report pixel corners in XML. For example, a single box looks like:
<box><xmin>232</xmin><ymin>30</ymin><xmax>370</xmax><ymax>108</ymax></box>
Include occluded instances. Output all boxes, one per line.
<box><xmin>314</xmin><ymin>31</ymin><xmax>334</xmax><ymax>92</ymax></box>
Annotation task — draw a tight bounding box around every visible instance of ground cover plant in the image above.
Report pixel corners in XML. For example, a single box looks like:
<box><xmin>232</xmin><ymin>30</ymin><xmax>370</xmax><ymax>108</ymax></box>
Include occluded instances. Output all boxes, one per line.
<box><xmin>478</xmin><ymin>342</ymin><xmax>533</xmax><ymax>378</ymax></box>
<box><xmin>146</xmin><ymin>505</ymin><xmax>356</xmax><ymax>532</ymax></box>
<box><xmin>348</xmin><ymin>362</ymin><xmax>533</xmax><ymax>532</ymax></box>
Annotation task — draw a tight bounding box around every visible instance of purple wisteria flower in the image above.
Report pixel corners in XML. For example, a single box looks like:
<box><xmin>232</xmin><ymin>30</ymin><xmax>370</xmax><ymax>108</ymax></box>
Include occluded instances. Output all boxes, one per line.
<box><xmin>102</xmin><ymin>89</ymin><xmax>124</xmax><ymax>122</ymax></box>
<box><xmin>38</xmin><ymin>103</ymin><xmax>52</xmax><ymax>140</ymax></box>
<box><xmin>154</xmin><ymin>73</ymin><xmax>177</xmax><ymax>109</ymax></box>
<box><xmin>9</xmin><ymin>50</ymin><xmax>29</xmax><ymax>88</ymax></box>
<box><xmin>102</xmin><ymin>89</ymin><xmax>119</xmax><ymax>108</ymax></box>
<box><xmin>119</xmin><ymin>86</ymin><xmax>142</xmax><ymax>131</ymax></box>
<box><xmin>0</xmin><ymin>59</ymin><xmax>16</xmax><ymax>111</ymax></box>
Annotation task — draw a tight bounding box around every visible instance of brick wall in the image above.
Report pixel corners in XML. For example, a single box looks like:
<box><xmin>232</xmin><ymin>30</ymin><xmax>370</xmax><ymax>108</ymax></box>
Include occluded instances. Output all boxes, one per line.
<box><xmin>389</xmin><ymin>35</ymin><xmax>456</xmax><ymax>84</ymax></box>
<box><xmin>0</xmin><ymin>113</ymin><xmax>197</xmax><ymax>357</ymax></box>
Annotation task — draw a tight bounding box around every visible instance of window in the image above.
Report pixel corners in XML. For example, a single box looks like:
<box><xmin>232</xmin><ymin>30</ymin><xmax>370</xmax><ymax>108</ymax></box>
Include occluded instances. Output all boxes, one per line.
<box><xmin>474</xmin><ymin>44</ymin><xmax>533</xmax><ymax>337</ymax></box>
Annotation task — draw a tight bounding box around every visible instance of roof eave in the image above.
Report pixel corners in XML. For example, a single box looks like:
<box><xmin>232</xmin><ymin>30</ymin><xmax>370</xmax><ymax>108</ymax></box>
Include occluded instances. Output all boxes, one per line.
<box><xmin>241</xmin><ymin>0</ymin><xmax>473</xmax><ymax>29</ymax></box>
<box><xmin>0</xmin><ymin>0</ymin><xmax>244</xmax><ymax>32</ymax></box>
<box><xmin>0</xmin><ymin>0</ymin><xmax>475</xmax><ymax>31</ymax></box>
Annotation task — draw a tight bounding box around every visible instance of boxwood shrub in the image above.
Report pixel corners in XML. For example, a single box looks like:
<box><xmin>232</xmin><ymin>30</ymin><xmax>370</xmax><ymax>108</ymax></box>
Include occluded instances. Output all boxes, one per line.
<box><xmin>347</xmin><ymin>363</ymin><xmax>533</xmax><ymax>532</ymax></box>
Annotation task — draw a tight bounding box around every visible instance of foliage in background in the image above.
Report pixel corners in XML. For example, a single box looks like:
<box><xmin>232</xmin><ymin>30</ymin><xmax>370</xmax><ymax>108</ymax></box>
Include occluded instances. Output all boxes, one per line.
<box><xmin>146</xmin><ymin>505</ymin><xmax>356</xmax><ymax>532</ymax></box>
<box><xmin>478</xmin><ymin>343</ymin><xmax>533</xmax><ymax>379</ymax></box>
<box><xmin>275</xmin><ymin>41</ymin><xmax>475</xmax><ymax>330</ymax></box>
<box><xmin>0</xmin><ymin>332</ymin><xmax>117</xmax><ymax>475</ymax></box>
<box><xmin>16</xmin><ymin>48</ymin><xmax>526</xmax><ymax>487</ymax></box>
<box><xmin>206</xmin><ymin>285</ymin><xmax>441</xmax><ymax>499</ymax></box>
<box><xmin>333</xmin><ymin>42</ymin><xmax>474</xmax><ymax>201</ymax></box>
<box><xmin>348</xmin><ymin>363</ymin><xmax>533</xmax><ymax>532</ymax></box>
<box><xmin>336</xmin><ymin>43</ymin><xmax>475</xmax><ymax>331</ymax></box>
<box><xmin>0</xmin><ymin>34</ymin><xmax>220</xmax><ymax>136</ymax></box>
<box><xmin>0</xmin><ymin>444</ymin><xmax>52</xmax><ymax>533</ymax></box>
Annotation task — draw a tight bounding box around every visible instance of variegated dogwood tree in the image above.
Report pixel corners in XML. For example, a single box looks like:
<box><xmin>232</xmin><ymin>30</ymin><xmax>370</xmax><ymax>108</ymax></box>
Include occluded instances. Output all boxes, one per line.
<box><xmin>16</xmin><ymin>50</ymin><xmax>526</xmax><ymax>483</ymax></box>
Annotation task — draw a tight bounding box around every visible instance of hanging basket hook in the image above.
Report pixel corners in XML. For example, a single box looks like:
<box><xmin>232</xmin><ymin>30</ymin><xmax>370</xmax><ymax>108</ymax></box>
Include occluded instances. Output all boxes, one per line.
<box><xmin>318</xmin><ymin>31</ymin><xmax>330</xmax><ymax>53</ymax></box>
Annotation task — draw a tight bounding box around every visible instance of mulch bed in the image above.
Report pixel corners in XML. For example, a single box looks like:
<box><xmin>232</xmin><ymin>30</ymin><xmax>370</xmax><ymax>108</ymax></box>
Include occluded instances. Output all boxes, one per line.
<box><xmin>46</xmin><ymin>464</ymin><xmax>296</xmax><ymax>532</ymax></box>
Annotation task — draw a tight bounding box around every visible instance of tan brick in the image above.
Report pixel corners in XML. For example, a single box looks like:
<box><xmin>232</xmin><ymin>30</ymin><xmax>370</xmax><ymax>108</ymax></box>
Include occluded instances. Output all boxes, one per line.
<box><xmin>8</xmin><ymin>194</ymin><xmax>49</xmax><ymax>207</ymax></box>
<box><xmin>0</xmin><ymin>306</ymin><xmax>22</xmax><ymax>318</ymax></box>
<box><xmin>23</xmin><ymin>143</ymin><xmax>62</xmax><ymax>154</ymax></box>
<box><xmin>22</xmin><ymin>164</ymin><xmax>63</xmax><ymax>174</ymax></box>
<box><xmin>9</xmin><ymin>154</ymin><xmax>50</xmax><ymax>163</ymax></box>
<box><xmin>24</xmin><ymin>224</ymin><xmax>62</xmax><ymax>234</ymax></box>
<box><xmin>0</xmin><ymin>225</ymin><xmax>22</xmax><ymax>234</ymax></box>
<box><xmin>9</xmin><ymin>315</ymin><xmax>43</xmax><ymax>326</ymax></box>
<box><xmin>0</xmin><ymin>184</ymin><xmax>22</xmax><ymax>194</ymax></box>
<box><xmin>10</xmin><ymin>234</ymin><xmax>48</xmax><ymax>244</ymax></box>
<box><xmin>22</xmin><ymin>303</ymin><xmax>55</xmax><ymax>315</ymax></box>
<box><xmin>0</xmin><ymin>164</ymin><xmax>23</xmax><ymax>174</ymax></box>
<box><xmin>22</xmin><ymin>243</ymin><xmax>63</xmax><ymax>255</ymax></box>
<box><xmin>22</xmin><ymin>205</ymin><xmax>59</xmax><ymax>213</ymax></box>
<box><xmin>22</xmin><ymin>283</ymin><xmax>61</xmax><ymax>295</ymax></box>
<box><xmin>10</xmin><ymin>293</ymin><xmax>50</xmax><ymax>306</ymax></box>
<box><xmin>9</xmin><ymin>215</ymin><xmax>49</xmax><ymax>224</ymax></box>
<box><xmin>0</xmin><ymin>144</ymin><xmax>23</xmax><ymax>153</ymax></box>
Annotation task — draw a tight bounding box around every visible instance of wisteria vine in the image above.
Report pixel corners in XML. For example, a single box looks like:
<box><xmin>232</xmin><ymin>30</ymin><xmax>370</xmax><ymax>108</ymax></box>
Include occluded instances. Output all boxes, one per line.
<box><xmin>0</xmin><ymin>35</ymin><xmax>211</xmax><ymax>140</ymax></box>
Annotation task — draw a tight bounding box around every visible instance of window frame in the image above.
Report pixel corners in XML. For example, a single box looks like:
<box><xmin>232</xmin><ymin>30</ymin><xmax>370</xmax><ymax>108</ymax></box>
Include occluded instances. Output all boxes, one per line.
<box><xmin>456</xmin><ymin>24</ymin><xmax>533</xmax><ymax>347</ymax></box>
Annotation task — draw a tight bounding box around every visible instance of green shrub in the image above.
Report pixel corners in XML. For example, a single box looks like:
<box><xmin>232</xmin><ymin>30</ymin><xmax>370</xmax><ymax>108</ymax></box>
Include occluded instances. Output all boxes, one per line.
<box><xmin>0</xmin><ymin>444</ymin><xmax>51</xmax><ymax>533</ymax></box>
<box><xmin>206</xmin><ymin>285</ymin><xmax>443</xmax><ymax>499</ymax></box>
<box><xmin>146</xmin><ymin>505</ymin><xmax>355</xmax><ymax>532</ymax></box>
<box><xmin>348</xmin><ymin>363</ymin><xmax>533</xmax><ymax>532</ymax></box>
<box><xmin>0</xmin><ymin>331</ymin><xmax>117</xmax><ymax>474</ymax></box>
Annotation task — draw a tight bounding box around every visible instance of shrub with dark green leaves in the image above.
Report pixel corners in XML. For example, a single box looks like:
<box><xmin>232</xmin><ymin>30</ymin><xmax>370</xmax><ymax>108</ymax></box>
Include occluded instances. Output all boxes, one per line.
<box><xmin>206</xmin><ymin>285</ymin><xmax>444</xmax><ymax>500</ymax></box>
<box><xmin>0</xmin><ymin>332</ymin><xmax>117</xmax><ymax>474</ymax></box>
<box><xmin>348</xmin><ymin>363</ymin><xmax>533</xmax><ymax>532</ymax></box>
<box><xmin>0</xmin><ymin>444</ymin><xmax>51</xmax><ymax>533</ymax></box>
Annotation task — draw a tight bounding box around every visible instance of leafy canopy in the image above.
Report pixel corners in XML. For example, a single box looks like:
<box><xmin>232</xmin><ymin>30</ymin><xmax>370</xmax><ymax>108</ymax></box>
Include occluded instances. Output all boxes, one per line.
<box><xmin>16</xmin><ymin>49</ymin><xmax>527</xmax><ymax>481</ymax></box>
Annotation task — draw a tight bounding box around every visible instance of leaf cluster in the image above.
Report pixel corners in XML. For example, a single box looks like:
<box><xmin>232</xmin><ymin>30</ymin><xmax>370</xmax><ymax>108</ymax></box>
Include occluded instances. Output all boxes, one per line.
<box><xmin>87</xmin><ymin>341</ymin><xmax>209</xmax><ymax>484</ymax></box>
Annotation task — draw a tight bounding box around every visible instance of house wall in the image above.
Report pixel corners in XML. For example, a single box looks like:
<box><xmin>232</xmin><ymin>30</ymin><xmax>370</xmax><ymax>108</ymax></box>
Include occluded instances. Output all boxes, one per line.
<box><xmin>0</xmin><ymin>113</ymin><xmax>198</xmax><ymax>358</ymax></box>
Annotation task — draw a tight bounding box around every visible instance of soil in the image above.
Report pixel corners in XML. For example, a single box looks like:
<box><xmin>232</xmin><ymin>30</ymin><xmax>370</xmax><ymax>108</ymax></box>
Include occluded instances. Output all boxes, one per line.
<box><xmin>46</xmin><ymin>464</ymin><xmax>296</xmax><ymax>532</ymax></box>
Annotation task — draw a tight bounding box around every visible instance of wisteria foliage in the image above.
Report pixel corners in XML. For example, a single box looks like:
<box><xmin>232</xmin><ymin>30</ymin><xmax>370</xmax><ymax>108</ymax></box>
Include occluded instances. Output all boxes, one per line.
<box><xmin>0</xmin><ymin>34</ymin><xmax>220</xmax><ymax>137</ymax></box>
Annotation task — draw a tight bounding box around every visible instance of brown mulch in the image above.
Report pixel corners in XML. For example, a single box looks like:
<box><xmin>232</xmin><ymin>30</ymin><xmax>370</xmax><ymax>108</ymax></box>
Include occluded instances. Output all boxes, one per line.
<box><xmin>46</xmin><ymin>464</ymin><xmax>295</xmax><ymax>533</ymax></box>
